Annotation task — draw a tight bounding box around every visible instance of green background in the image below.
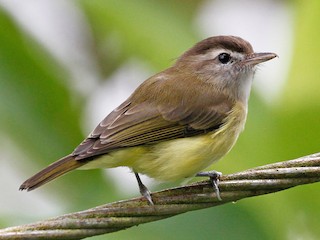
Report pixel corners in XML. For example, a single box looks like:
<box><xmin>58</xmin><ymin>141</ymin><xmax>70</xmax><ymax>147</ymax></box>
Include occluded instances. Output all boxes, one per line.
<box><xmin>0</xmin><ymin>0</ymin><xmax>320</xmax><ymax>239</ymax></box>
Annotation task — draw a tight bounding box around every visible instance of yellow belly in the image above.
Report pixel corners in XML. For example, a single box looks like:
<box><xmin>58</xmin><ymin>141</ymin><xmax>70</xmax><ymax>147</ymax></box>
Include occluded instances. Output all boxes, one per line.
<box><xmin>81</xmin><ymin>102</ymin><xmax>247</xmax><ymax>181</ymax></box>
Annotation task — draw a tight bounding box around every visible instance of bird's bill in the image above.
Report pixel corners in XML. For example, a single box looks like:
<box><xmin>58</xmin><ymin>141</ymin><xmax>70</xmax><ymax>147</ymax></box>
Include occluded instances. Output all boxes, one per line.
<box><xmin>244</xmin><ymin>52</ymin><xmax>278</xmax><ymax>65</ymax></box>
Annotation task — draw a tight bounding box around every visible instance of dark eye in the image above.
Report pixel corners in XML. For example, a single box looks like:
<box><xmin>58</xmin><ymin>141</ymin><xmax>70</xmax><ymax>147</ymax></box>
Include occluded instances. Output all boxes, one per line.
<box><xmin>218</xmin><ymin>53</ymin><xmax>231</xmax><ymax>64</ymax></box>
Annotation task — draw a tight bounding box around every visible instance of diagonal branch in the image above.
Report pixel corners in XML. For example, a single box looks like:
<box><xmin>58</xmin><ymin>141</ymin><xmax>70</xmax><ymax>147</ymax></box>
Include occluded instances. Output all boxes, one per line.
<box><xmin>1</xmin><ymin>152</ymin><xmax>320</xmax><ymax>239</ymax></box>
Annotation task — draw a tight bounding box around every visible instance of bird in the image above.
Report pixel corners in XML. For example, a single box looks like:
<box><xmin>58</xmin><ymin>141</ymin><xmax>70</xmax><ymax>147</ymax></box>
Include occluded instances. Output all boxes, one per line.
<box><xmin>20</xmin><ymin>35</ymin><xmax>277</xmax><ymax>204</ymax></box>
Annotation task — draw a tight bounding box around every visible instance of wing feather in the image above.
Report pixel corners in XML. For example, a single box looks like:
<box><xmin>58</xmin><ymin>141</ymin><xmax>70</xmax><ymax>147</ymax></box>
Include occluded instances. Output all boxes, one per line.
<box><xmin>73</xmin><ymin>73</ymin><xmax>234</xmax><ymax>160</ymax></box>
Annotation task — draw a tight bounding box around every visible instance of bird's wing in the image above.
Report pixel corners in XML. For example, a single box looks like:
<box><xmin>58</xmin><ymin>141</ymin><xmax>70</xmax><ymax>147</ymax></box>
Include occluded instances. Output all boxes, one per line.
<box><xmin>73</xmin><ymin>76</ymin><xmax>234</xmax><ymax>160</ymax></box>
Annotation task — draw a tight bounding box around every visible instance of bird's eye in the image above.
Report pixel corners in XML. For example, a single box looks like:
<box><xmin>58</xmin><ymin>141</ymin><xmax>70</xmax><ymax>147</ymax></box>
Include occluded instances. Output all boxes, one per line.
<box><xmin>218</xmin><ymin>53</ymin><xmax>231</xmax><ymax>64</ymax></box>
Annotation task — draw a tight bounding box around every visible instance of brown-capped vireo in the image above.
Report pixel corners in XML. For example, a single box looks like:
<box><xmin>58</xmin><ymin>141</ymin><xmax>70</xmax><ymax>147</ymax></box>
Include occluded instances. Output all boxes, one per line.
<box><xmin>20</xmin><ymin>36</ymin><xmax>277</xmax><ymax>204</ymax></box>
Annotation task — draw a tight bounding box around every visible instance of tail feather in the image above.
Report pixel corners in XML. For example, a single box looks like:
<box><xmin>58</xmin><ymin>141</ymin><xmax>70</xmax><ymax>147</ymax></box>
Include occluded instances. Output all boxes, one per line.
<box><xmin>19</xmin><ymin>155</ymin><xmax>85</xmax><ymax>191</ymax></box>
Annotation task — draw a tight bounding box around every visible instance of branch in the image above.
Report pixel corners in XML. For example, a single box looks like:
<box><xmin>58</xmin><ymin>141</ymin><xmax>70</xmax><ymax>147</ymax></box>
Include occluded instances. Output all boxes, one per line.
<box><xmin>1</xmin><ymin>153</ymin><xmax>320</xmax><ymax>239</ymax></box>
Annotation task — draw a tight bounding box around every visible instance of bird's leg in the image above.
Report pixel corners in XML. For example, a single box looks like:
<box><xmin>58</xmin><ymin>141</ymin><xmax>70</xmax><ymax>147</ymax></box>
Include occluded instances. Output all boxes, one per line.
<box><xmin>196</xmin><ymin>171</ymin><xmax>222</xmax><ymax>201</ymax></box>
<box><xmin>134</xmin><ymin>172</ymin><xmax>154</xmax><ymax>205</ymax></box>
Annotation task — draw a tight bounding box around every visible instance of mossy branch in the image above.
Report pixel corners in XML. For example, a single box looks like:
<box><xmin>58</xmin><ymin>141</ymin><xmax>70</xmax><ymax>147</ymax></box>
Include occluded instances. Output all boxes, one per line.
<box><xmin>1</xmin><ymin>153</ymin><xmax>320</xmax><ymax>239</ymax></box>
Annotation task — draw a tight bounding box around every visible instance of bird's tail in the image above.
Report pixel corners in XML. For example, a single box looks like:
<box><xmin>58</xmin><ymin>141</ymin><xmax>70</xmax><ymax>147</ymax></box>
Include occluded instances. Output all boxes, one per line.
<box><xmin>19</xmin><ymin>155</ymin><xmax>85</xmax><ymax>191</ymax></box>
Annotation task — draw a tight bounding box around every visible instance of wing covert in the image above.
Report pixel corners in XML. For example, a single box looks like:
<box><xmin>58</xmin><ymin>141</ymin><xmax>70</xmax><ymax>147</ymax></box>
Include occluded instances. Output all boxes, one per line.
<box><xmin>73</xmin><ymin>73</ymin><xmax>234</xmax><ymax>160</ymax></box>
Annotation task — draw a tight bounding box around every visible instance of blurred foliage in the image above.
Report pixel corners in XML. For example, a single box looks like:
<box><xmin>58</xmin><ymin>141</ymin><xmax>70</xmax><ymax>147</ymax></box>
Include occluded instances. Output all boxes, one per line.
<box><xmin>78</xmin><ymin>0</ymin><xmax>200</xmax><ymax>75</ymax></box>
<box><xmin>0</xmin><ymin>0</ymin><xmax>320</xmax><ymax>240</ymax></box>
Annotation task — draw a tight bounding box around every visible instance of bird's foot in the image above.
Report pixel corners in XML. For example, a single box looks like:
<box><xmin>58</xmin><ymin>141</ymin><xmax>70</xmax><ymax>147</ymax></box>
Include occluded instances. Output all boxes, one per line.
<box><xmin>196</xmin><ymin>170</ymin><xmax>222</xmax><ymax>201</ymax></box>
<box><xmin>135</xmin><ymin>172</ymin><xmax>154</xmax><ymax>205</ymax></box>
